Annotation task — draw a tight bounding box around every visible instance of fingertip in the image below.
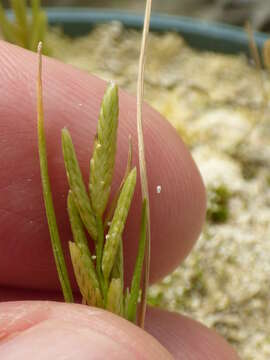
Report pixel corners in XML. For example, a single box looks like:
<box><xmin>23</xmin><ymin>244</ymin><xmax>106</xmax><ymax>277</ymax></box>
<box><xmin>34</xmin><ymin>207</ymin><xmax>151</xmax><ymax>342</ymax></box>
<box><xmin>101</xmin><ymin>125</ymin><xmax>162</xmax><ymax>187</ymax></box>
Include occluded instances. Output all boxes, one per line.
<box><xmin>0</xmin><ymin>301</ymin><xmax>172</xmax><ymax>359</ymax></box>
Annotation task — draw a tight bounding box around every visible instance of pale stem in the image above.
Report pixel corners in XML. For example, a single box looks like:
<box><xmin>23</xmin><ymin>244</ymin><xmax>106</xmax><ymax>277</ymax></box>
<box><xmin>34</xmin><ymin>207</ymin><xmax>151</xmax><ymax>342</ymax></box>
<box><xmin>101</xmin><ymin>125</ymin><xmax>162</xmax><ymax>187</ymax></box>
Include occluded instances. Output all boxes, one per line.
<box><xmin>136</xmin><ymin>0</ymin><xmax>152</xmax><ymax>328</ymax></box>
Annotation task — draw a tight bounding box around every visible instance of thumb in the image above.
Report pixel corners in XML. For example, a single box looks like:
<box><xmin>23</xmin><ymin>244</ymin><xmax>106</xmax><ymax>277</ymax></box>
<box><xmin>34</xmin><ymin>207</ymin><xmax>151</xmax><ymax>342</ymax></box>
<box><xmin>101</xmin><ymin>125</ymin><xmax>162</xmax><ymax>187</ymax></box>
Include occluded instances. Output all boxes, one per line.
<box><xmin>0</xmin><ymin>301</ymin><xmax>172</xmax><ymax>359</ymax></box>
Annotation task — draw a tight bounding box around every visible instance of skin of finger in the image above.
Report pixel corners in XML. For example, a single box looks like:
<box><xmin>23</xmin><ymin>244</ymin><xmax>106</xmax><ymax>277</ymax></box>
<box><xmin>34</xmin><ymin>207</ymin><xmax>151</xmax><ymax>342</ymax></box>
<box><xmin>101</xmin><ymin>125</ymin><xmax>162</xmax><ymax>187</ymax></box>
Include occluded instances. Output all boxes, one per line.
<box><xmin>0</xmin><ymin>301</ymin><xmax>173</xmax><ymax>360</ymax></box>
<box><xmin>145</xmin><ymin>307</ymin><xmax>241</xmax><ymax>360</ymax></box>
<box><xmin>0</xmin><ymin>301</ymin><xmax>241</xmax><ymax>360</ymax></box>
<box><xmin>0</xmin><ymin>40</ymin><xmax>206</xmax><ymax>291</ymax></box>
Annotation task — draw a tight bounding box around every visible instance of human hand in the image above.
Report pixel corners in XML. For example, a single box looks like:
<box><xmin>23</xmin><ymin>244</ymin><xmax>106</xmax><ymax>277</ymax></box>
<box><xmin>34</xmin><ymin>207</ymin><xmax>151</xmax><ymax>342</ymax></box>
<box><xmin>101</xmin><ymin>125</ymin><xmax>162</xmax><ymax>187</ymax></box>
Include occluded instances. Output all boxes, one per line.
<box><xmin>0</xmin><ymin>41</ymin><xmax>240</xmax><ymax>359</ymax></box>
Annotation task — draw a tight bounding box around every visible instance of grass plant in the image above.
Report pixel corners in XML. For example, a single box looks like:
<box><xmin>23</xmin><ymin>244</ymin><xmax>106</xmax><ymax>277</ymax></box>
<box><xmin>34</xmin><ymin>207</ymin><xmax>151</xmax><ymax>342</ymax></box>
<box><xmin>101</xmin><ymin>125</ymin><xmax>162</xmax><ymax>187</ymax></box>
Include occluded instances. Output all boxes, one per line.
<box><xmin>0</xmin><ymin>0</ymin><xmax>49</xmax><ymax>54</ymax></box>
<box><xmin>37</xmin><ymin>0</ymin><xmax>152</xmax><ymax>327</ymax></box>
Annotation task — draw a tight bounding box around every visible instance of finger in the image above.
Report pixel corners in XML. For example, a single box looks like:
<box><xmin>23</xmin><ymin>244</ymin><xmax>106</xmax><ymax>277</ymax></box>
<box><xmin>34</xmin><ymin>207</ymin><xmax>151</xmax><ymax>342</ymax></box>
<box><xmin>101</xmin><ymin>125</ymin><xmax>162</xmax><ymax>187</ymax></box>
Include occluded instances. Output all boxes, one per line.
<box><xmin>0</xmin><ymin>41</ymin><xmax>206</xmax><ymax>291</ymax></box>
<box><xmin>0</xmin><ymin>301</ymin><xmax>240</xmax><ymax>360</ymax></box>
<box><xmin>0</xmin><ymin>301</ymin><xmax>172</xmax><ymax>359</ymax></box>
<box><xmin>145</xmin><ymin>307</ymin><xmax>240</xmax><ymax>360</ymax></box>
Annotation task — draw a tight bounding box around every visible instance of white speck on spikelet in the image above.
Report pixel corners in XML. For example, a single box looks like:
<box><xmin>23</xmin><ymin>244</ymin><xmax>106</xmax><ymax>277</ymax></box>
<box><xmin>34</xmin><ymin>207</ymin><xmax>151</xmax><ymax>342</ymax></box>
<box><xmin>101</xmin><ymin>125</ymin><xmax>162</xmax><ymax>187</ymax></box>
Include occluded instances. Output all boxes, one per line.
<box><xmin>156</xmin><ymin>185</ymin><xmax>162</xmax><ymax>194</ymax></box>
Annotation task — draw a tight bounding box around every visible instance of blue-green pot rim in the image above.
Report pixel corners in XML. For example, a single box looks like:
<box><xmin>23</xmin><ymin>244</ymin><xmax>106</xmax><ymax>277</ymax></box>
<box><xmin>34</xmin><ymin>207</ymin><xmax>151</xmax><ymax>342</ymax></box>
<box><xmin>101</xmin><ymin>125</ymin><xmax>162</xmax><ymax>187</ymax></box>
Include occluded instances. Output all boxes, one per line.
<box><xmin>43</xmin><ymin>7</ymin><xmax>269</xmax><ymax>55</ymax></box>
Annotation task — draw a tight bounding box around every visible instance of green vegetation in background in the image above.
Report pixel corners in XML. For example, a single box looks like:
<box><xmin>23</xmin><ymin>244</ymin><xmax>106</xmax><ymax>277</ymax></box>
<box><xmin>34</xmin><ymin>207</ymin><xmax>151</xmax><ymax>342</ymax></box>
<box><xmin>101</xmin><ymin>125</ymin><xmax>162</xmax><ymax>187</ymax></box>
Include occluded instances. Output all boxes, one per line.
<box><xmin>0</xmin><ymin>0</ymin><xmax>49</xmax><ymax>54</ymax></box>
<box><xmin>207</xmin><ymin>184</ymin><xmax>231</xmax><ymax>224</ymax></box>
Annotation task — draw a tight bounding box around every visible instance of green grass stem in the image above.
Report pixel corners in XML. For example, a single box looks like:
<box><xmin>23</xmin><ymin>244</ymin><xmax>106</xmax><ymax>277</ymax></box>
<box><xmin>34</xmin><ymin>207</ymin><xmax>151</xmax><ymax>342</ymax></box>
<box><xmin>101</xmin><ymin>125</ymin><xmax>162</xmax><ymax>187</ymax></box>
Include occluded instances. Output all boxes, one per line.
<box><xmin>37</xmin><ymin>43</ymin><xmax>73</xmax><ymax>303</ymax></box>
<box><xmin>126</xmin><ymin>198</ymin><xmax>147</xmax><ymax>323</ymax></box>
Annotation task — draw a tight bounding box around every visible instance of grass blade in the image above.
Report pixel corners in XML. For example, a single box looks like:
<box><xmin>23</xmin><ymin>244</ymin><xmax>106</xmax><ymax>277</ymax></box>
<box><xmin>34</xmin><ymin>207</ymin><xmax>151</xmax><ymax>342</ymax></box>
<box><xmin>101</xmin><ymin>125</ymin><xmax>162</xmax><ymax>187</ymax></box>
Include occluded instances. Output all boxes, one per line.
<box><xmin>62</xmin><ymin>128</ymin><xmax>97</xmax><ymax>241</ymax></box>
<box><xmin>37</xmin><ymin>43</ymin><xmax>73</xmax><ymax>303</ymax></box>
<box><xmin>69</xmin><ymin>241</ymin><xmax>103</xmax><ymax>307</ymax></box>
<box><xmin>89</xmin><ymin>82</ymin><xmax>119</xmax><ymax>217</ymax></box>
<box><xmin>102</xmin><ymin>167</ymin><xmax>137</xmax><ymax>282</ymax></box>
<box><xmin>126</xmin><ymin>198</ymin><xmax>147</xmax><ymax>323</ymax></box>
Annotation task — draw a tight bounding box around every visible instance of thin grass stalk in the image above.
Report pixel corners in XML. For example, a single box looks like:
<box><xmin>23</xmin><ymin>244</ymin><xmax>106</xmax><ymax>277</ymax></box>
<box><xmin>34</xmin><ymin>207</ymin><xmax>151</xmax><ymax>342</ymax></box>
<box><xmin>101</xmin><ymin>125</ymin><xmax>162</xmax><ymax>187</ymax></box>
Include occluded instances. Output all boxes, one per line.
<box><xmin>30</xmin><ymin>4</ymin><xmax>46</xmax><ymax>52</ymax></box>
<box><xmin>37</xmin><ymin>43</ymin><xmax>73</xmax><ymax>303</ymax></box>
<box><xmin>235</xmin><ymin>23</ymin><xmax>269</xmax><ymax>152</ymax></box>
<box><xmin>136</xmin><ymin>0</ymin><xmax>152</xmax><ymax>328</ymax></box>
<box><xmin>126</xmin><ymin>198</ymin><xmax>147</xmax><ymax>323</ymax></box>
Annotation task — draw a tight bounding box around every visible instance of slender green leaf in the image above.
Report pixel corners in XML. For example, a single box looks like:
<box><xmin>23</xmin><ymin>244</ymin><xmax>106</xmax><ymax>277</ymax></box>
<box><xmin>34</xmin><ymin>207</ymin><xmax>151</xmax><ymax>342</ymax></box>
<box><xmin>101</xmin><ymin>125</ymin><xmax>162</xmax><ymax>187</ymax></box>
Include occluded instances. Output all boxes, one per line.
<box><xmin>102</xmin><ymin>167</ymin><xmax>137</xmax><ymax>281</ymax></box>
<box><xmin>62</xmin><ymin>128</ymin><xmax>97</xmax><ymax>241</ymax></box>
<box><xmin>126</xmin><ymin>198</ymin><xmax>147</xmax><ymax>323</ymax></box>
<box><xmin>89</xmin><ymin>82</ymin><xmax>119</xmax><ymax>217</ymax></box>
<box><xmin>107</xmin><ymin>278</ymin><xmax>123</xmax><ymax>316</ymax></box>
<box><xmin>37</xmin><ymin>43</ymin><xmax>73</xmax><ymax>303</ymax></box>
<box><xmin>69</xmin><ymin>242</ymin><xmax>103</xmax><ymax>307</ymax></box>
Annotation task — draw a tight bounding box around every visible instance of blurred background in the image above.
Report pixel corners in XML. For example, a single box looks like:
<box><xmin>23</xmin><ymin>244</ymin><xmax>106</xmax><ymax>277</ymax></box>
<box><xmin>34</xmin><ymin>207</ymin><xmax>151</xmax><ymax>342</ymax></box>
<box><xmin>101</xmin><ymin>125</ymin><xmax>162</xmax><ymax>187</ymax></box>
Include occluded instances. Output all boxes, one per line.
<box><xmin>2</xmin><ymin>0</ymin><xmax>270</xmax><ymax>32</ymax></box>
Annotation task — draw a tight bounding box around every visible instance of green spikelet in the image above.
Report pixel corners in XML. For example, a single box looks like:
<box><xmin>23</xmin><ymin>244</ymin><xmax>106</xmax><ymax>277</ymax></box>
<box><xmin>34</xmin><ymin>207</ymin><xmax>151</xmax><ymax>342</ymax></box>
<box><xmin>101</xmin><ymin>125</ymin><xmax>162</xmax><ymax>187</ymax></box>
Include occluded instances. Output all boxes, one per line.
<box><xmin>107</xmin><ymin>278</ymin><xmax>123</xmax><ymax>316</ymax></box>
<box><xmin>89</xmin><ymin>83</ymin><xmax>119</xmax><ymax>217</ymax></box>
<box><xmin>69</xmin><ymin>242</ymin><xmax>103</xmax><ymax>307</ymax></box>
<box><xmin>102</xmin><ymin>167</ymin><xmax>137</xmax><ymax>281</ymax></box>
<box><xmin>62</xmin><ymin>128</ymin><xmax>97</xmax><ymax>241</ymax></box>
<box><xmin>67</xmin><ymin>191</ymin><xmax>98</xmax><ymax>282</ymax></box>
